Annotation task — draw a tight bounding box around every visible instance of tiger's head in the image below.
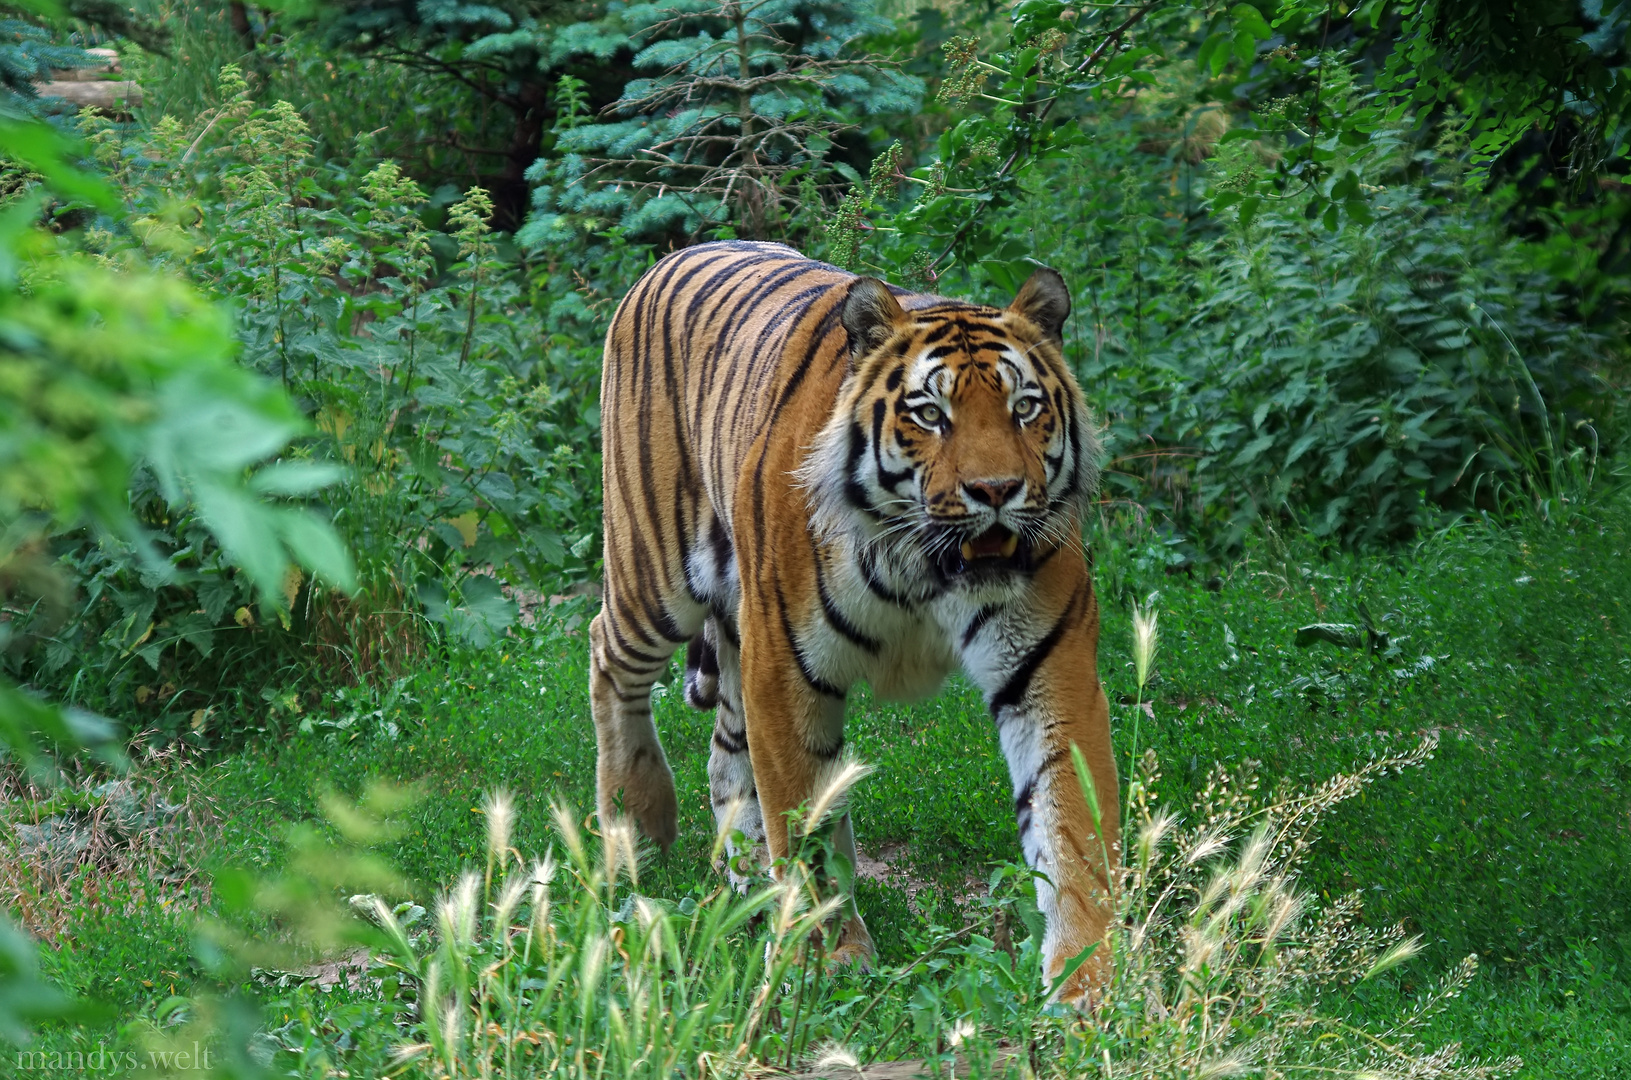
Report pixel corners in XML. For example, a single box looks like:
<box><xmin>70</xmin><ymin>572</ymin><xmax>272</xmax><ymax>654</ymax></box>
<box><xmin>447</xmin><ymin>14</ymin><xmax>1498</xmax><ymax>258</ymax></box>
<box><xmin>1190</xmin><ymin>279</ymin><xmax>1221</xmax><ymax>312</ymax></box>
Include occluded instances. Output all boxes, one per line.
<box><xmin>803</xmin><ymin>268</ymin><xmax>1100</xmax><ymax>589</ymax></box>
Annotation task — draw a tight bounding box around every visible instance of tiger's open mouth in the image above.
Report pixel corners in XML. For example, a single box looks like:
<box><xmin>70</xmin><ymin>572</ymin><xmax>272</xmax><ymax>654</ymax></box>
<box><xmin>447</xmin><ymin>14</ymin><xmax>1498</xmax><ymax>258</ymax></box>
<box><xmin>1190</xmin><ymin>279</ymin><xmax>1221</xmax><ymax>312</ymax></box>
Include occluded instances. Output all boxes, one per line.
<box><xmin>936</xmin><ymin>525</ymin><xmax>1026</xmax><ymax>578</ymax></box>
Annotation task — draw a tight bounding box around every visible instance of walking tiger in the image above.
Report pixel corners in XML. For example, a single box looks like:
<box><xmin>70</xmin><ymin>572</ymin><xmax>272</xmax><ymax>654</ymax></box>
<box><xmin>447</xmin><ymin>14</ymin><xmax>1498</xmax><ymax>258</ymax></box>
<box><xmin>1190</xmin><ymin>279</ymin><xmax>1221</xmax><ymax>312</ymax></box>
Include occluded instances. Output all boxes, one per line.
<box><xmin>589</xmin><ymin>241</ymin><xmax>1119</xmax><ymax>997</ymax></box>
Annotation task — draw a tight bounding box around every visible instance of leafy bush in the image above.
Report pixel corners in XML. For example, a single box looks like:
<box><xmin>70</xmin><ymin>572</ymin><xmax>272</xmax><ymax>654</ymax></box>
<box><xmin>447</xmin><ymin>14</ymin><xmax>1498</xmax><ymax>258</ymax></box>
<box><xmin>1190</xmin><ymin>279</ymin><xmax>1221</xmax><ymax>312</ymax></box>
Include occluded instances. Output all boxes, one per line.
<box><xmin>1077</xmin><ymin>174</ymin><xmax>1618</xmax><ymax>548</ymax></box>
<box><xmin>0</xmin><ymin>111</ymin><xmax>355</xmax><ymax>1046</ymax></box>
<box><xmin>5</xmin><ymin>65</ymin><xmax>640</xmax><ymax>739</ymax></box>
<box><xmin>834</xmin><ymin>12</ymin><xmax>1624</xmax><ymax>551</ymax></box>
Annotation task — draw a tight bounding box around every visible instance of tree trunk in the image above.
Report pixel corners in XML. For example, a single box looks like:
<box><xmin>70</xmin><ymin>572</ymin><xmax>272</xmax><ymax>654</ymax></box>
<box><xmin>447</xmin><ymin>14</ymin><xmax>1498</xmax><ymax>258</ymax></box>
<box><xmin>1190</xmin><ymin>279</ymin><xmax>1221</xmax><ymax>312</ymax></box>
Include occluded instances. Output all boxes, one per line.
<box><xmin>229</xmin><ymin>2</ymin><xmax>255</xmax><ymax>51</ymax></box>
<box><xmin>491</xmin><ymin>80</ymin><xmax>551</xmax><ymax>232</ymax></box>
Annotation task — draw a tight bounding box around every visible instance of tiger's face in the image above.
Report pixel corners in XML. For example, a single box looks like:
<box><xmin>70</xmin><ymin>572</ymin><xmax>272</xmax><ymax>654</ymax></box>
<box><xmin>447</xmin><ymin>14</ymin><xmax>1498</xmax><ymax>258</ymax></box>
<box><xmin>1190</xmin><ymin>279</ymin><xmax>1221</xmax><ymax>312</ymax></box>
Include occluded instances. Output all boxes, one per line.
<box><xmin>805</xmin><ymin>270</ymin><xmax>1098</xmax><ymax>588</ymax></box>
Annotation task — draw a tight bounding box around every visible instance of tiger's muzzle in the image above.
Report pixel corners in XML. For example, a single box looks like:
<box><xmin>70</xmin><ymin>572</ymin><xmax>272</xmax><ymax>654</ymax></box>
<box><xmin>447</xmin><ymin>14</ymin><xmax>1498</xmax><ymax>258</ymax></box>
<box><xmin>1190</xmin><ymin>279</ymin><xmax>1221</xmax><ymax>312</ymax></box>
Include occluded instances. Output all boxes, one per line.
<box><xmin>927</xmin><ymin>521</ymin><xmax>1033</xmax><ymax>581</ymax></box>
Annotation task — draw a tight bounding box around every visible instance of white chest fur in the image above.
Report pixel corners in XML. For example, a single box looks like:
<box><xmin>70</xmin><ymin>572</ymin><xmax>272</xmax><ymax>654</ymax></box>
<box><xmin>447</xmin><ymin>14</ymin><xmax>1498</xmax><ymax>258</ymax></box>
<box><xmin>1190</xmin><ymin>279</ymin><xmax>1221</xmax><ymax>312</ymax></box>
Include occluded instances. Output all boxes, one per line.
<box><xmin>795</xmin><ymin>543</ymin><xmax>968</xmax><ymax>703</ymax></box>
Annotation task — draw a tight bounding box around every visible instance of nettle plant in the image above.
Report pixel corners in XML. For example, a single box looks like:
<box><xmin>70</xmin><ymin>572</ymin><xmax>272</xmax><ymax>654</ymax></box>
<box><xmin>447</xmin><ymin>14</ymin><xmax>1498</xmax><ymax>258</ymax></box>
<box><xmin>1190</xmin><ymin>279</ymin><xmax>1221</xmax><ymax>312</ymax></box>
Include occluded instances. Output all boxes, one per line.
<box><xmin>24</xmin><ymin>66</ymin><xmax>618</xmax><ymax>737</ymax></box>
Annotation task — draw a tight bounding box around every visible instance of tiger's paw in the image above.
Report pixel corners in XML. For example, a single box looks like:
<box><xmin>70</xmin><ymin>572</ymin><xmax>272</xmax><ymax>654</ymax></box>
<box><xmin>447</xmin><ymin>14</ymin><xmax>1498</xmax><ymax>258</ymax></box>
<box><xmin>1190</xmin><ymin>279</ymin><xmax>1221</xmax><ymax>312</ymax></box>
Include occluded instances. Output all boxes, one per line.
<box><xmin>827</xmin><ymin>913</ymin><xmax>875</xmax><ymax>972</ymax></box>
<box><xmin>722</xmin><ymin>840</ymin><xmax>768</xmax><ymax>892</ymax></box>
<box><xmin>606</xmin><ymin>756</ymin><xmax>679</xmax><ymax>851</ymax></box>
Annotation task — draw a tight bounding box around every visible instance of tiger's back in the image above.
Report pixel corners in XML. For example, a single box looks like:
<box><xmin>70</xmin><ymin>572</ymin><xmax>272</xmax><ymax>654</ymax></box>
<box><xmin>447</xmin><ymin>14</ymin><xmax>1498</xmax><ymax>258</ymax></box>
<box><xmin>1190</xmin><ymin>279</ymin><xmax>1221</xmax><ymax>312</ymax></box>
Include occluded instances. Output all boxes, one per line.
<box><xmin>590</xmin><ymin>241</ymin><xmax>1120</xmax><ymax>998</ymax></box>
<box><xmin>598</xmin><ymin>241</ymin><xmax>852</xmax><ymax>653</ymax></box>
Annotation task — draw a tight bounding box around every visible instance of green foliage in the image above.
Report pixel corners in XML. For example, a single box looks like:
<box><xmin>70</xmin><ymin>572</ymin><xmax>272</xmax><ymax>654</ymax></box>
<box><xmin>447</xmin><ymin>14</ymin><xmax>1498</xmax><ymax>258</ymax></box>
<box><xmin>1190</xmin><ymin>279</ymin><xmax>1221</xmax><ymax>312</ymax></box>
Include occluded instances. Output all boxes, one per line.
<box><xmin>0</xmin><ymin>107</ymin><xmax>352</xmax><ymax>1047</ymax></box>
<box><xmin>1084</xmin><ymin>178</ymin><xmax>1612</xmax><ymax>547</ymax></box>
<box><xmin>0</xmin><ymin>13</ymin><xmax>96</xmax><ymax>111</ymax></box>
<box><xmin>0</xmin><ymin>0</ymin><xmax>168</xmax><ymax>112</ymax></box>
<box><xmin>827</xmin><ymin>5</ymin><xmax>1623</xmax><ymax>551</ymax></box>
<box><xmin>522</xmin><ymin>0</ymin><xmax>920</xmax><ymax>244</ymax></box>
<box><xmin>317</xmin><ymin>0</ymin><xmax>612</xmax><ymax>228</ymax></box>
<box><xmin>1</xmin><ymin>138</ymin><xmax>356</xmax><ymax>746</ymax></box>
<box><xmin>7</xmin><ymin>67</ymin><xmax>636</xmax><ymax>737</ymax></box>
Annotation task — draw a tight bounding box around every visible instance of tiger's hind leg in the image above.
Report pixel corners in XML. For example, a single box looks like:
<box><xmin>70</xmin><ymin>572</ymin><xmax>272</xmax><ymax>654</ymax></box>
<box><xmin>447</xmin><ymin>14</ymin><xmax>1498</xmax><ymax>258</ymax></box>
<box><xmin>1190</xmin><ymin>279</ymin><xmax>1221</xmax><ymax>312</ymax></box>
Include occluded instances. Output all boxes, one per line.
<box><xmin>588</xmin><ymin>599</ymin><xmax>690</xmax><ymax>850</ymax></box>
<box><xmin>701</xmin><ymin>618</ymin><xmax>767</xmax><ymax>886</ymax></box>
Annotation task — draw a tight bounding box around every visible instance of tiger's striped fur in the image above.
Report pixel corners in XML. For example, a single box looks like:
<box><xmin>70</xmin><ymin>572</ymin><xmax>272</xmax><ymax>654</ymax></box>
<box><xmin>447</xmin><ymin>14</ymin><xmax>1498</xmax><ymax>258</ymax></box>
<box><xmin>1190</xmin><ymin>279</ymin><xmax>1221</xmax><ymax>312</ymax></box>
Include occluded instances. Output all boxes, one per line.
<box><xmin>590</xmin><ymin>241</ymin><xmax>1119</xmax><ymax>996</ymax></box>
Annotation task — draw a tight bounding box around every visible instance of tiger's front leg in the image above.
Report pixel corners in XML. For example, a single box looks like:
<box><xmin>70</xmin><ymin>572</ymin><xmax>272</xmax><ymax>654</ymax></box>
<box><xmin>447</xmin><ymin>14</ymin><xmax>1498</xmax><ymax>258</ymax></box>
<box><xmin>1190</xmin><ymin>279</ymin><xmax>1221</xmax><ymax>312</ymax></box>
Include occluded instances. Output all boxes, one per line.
<box><xmin>963</xmin><ymin>550</ymin><xmax>1120</xmax><ymax>1000</ymax></box>
<box><xmin>737</xmin><ymin>589</ymin><xmax>874</xmax><ymax>966</ymax></box>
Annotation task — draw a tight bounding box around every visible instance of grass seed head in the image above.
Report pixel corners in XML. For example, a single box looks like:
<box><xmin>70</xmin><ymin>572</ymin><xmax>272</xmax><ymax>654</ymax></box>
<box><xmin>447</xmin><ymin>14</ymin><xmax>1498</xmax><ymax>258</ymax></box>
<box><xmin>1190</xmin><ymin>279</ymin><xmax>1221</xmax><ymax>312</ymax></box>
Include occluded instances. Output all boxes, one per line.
<box><xmin>438</xmin><ymin>871</ymin><xmax>479</xmax><ymax>956</ymax></box>
<box><xmin>711</xmin><ymin>796</ymin><xmax>746</xmax><ymax>863</ymax></box>
<box><xmin>483</xmin><ymin>788</ymin><xmax>514</xmax><ymax>870</ymax></box>
<box><xmin>549</xmin><ymin>799</ymin><xmax>587</xmax><ymax>868</ymax></box>
<box><xmin>801</xmin><ymin>759</ymin><xmax>874</xmax><ymax>835</ymax></box>
<box><xmin>1132</xmin><ymin>596</ymin><xmax>1160</xmax><ymax>691</ymax></box>
<box><xmin>809</xmin><ymin>1043</ymin><xmax>860</xmax><ymax>1071</ymax></box>
<box><xmin>1364</xmin><ymin>934</ymin><xmax>1425</xmax><ymax>980</ymax></box>
<box><xmin>493</xmin><ymin>872</ymin><xmax>528</xmax><ymax>935</ymax></box>
<box><xmin>601</xmin><ymin>819</ymin><xmax>639</xmax><ymax>886</ymax></box>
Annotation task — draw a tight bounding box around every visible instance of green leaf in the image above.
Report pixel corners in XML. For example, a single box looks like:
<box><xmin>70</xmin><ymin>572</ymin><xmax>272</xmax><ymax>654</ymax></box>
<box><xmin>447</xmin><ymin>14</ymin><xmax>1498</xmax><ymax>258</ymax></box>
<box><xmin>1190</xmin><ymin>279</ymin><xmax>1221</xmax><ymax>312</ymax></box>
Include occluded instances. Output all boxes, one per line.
<box><xmin>1230</xmin><ymin>3</ymin><xmax>1273</xmax><ymax>40</ymax></box>
<box><xmin>278</xmin><ymin>510</ymin><xmax>358</xmax><ymax>593</ymax></box>
<box><xmin>249</xmin><ymin>461</ymin><xmax>348</xmax><ymax>496</ymax></box>
<box><xmin>1233</xmin><ymin>30</ymin><xmax>1257</xmax><ymax>67</ymax></box>
<box><xmin>1294</xmin><ymin>624</ymin><xmax>1365</xmax><ymax>649</ymax></box>
<box><xmin>0</xmin><ymin>117</ymin><xmax>116</xmax><ymax>212</ymax></box>
<box><xmin>1046</xmin><ymin>938</ymin><xmax>1099</xmax><ymax>1000</ymax></box>
<box><xmin>1197</xmin><ymin>32</ymin><xmax>1227</xmax><ymax>76</ymax></box>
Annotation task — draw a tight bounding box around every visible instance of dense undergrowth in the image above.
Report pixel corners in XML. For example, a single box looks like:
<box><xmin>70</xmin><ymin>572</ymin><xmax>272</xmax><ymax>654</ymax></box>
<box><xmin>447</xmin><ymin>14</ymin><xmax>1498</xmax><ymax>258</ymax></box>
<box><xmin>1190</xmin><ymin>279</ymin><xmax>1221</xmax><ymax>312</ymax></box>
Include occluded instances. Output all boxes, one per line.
<box><xmin>3</xmin><ymin>0</ymin><xmax>1631</xmax><ymax>1076</ymax></box>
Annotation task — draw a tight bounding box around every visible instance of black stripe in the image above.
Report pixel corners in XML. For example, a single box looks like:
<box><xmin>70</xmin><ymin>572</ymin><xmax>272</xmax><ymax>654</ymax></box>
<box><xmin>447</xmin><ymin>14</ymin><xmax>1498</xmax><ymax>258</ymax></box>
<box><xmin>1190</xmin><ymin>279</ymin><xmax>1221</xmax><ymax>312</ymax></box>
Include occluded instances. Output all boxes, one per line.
<box><xmin>871</xmin><ymin>399</ymin><xmax>912</xmax><ymax>488</ymax></box>
<box><xmin>1015</xmin><ymin>774</ymin><xmax>1036</xmax><ymax>836</ymax></box>
<box><xmin>604</xmin><ymin>615</ymin><xmax>669</xmax><ymax>666</ymax></box>
<box><xmin>713</xmin><ymin>727</ymin><xmax>748</xmax><ymax>755</ymax></box>
<box><xmin>815</xmin><ymin>558</ymin><xmax>882</xmax><ymax>653</ymax></box>
<box><xmin>990</xmin><ymin>584</ymin><xmax>1087</xmax><ymax>714</ymax></box>
<box><xmin>1015</xmin><ymin>774</ymin><xmax>1036</xmax><ymax>814</ymax></box>
<box><xmin>775</xmin><ymin>583</ymin><xmax>846</xmax><ymax>699</ymax></box>
<box><xmin>961</xmin><ymin>604</ymin><xmax>1001</xmax><ymax>649</ymax></box>
<box><xmin>763</xmin><ymin>300</ymin><xmax>843</xmax><ymax>430</ymax></box>
<box><xmin>711</xmin><ymin>604</ymin><xmax>740</xmax><ymax>647</ymax></box>
<box><xmin>860</xmin><ymin>550</ymin><xmax>913</xmax><ymax>606</ymax></box>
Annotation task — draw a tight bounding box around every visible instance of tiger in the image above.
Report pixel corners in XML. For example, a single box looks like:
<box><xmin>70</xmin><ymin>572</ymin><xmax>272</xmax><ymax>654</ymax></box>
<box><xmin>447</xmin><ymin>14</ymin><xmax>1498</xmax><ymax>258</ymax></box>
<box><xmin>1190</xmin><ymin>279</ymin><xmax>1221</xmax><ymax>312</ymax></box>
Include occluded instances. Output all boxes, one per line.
<box><xmin>588</xmin><ymin>240</ymin><xmax>1120</xmax><ymax>998</ymax></box>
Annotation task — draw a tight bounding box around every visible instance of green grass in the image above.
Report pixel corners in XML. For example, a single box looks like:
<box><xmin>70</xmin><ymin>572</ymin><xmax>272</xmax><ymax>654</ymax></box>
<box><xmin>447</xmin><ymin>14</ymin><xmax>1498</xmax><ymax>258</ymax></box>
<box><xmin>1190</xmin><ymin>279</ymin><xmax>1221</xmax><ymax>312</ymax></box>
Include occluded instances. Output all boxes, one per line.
<box><xmin>14</xmin><ymin>498</ymin><xmax>1631</xmax><ymax>1076</ymax></box>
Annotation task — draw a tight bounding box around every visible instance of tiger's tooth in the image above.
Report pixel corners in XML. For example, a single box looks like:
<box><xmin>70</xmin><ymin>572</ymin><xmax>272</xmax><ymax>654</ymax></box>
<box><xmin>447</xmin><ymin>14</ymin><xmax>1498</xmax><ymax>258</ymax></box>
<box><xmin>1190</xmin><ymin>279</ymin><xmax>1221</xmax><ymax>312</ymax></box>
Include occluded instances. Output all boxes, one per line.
<box><xmin>960</xmin><ymin>541</ymin><xmax>974</xmax><ymax>561</ymax></box>
<box><xmin>1000</xmin><ymin>532</ymin><xmax>1019</xmax><ymax>558</ymax></box>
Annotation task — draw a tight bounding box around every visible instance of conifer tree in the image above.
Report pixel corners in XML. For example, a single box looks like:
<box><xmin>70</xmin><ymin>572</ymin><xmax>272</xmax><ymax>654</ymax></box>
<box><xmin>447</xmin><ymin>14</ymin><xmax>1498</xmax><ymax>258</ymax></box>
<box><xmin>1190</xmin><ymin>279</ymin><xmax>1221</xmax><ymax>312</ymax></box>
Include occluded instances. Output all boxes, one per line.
<box><xmin>520</xmin><ymin>0</ymin><xmax>919</xmax><ymax>246</ymax></box>
<box><xmin>0</xmin><ymin>0</ymin><xmax>165</xmax><ymax>112</ymax></box>
<box><xmin>324</xmin><ymin>0</ymin><xmax>633</xmax><ymax>229</ymax></box>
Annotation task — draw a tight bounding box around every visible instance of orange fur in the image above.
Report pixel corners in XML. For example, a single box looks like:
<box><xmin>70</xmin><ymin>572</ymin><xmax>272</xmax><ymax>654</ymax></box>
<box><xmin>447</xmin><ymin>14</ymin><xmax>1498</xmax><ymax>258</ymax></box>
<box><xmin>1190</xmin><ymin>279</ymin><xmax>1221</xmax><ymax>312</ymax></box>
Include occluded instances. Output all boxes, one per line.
<box><xmin>590</xmin><ymin>241</ymin><xmax>1118</xmax><ymax>995</ymax></box>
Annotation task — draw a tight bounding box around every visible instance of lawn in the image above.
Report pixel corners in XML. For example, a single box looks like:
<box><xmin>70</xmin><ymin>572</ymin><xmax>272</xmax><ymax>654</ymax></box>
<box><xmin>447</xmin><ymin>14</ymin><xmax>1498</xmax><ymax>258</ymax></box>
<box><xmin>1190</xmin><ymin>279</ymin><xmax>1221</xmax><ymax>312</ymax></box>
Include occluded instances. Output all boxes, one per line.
<box><xmin>12</xmin><ymin>498</ymin><xmax>1631</xmax><ymax>1076</ymax></box>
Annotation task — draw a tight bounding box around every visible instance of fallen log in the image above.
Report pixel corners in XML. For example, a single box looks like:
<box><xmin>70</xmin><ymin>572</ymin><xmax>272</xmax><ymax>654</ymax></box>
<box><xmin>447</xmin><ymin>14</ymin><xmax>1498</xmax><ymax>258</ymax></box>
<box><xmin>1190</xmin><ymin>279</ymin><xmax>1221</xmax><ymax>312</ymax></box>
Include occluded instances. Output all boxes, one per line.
<box><xmin>34</xmin><ymin>80</ymin><xmax>144</xmax><ymax>109</ymax></box>
<box><xmin>35</xmin><ymin>48</ymin><xmax>142</xmax><ymax>111</ymax></box>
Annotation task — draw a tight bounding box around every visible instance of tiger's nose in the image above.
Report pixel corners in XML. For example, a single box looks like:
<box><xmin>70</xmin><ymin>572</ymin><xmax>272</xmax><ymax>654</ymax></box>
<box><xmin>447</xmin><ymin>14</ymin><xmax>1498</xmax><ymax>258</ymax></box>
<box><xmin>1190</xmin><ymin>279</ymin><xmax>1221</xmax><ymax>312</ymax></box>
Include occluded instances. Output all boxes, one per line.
<box><xmin>964</xmin><ymin>477</ymin><xmax>1022</xmax><ymax>507</ymax></box>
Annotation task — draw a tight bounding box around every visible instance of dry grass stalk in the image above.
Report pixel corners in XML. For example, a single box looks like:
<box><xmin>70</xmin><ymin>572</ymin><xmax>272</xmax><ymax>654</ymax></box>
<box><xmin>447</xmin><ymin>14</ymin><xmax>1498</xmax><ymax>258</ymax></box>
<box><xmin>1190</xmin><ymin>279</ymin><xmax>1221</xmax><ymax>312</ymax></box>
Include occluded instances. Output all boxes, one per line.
<box><xmin>1049</xmin><ymin>735</ymin><xmax>1521</xmax><ymax>1079</ymax></box>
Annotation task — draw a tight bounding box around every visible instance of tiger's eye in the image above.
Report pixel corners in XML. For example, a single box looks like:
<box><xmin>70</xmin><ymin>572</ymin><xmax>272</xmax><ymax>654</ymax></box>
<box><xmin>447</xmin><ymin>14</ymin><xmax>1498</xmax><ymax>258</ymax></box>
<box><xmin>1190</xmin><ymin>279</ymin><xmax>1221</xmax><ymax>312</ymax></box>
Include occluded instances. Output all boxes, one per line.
<box><xmin>1013</xmin><ymin>397</ymin><xmax>1039</xmax><ymax>419</ymax></box>
<box><xmin>915</xmin><ymin>404</ymin><xmax>943</xmax><ymax>427</ymax></box>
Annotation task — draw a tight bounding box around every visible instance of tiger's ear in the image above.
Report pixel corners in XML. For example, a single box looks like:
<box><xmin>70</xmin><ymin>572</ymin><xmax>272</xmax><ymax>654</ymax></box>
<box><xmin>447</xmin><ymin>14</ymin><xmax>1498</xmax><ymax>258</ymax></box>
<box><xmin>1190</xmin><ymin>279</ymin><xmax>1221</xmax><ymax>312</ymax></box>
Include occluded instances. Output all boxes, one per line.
<box><xmin>842</xmin><ymin>277</ymin><xmax>908</xmax><ymax>361</ymax></box>
<box><xmin>1007</xmin><ymin>267</ymin><xmax>1071</xmax><ymax>344</ymax></box>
